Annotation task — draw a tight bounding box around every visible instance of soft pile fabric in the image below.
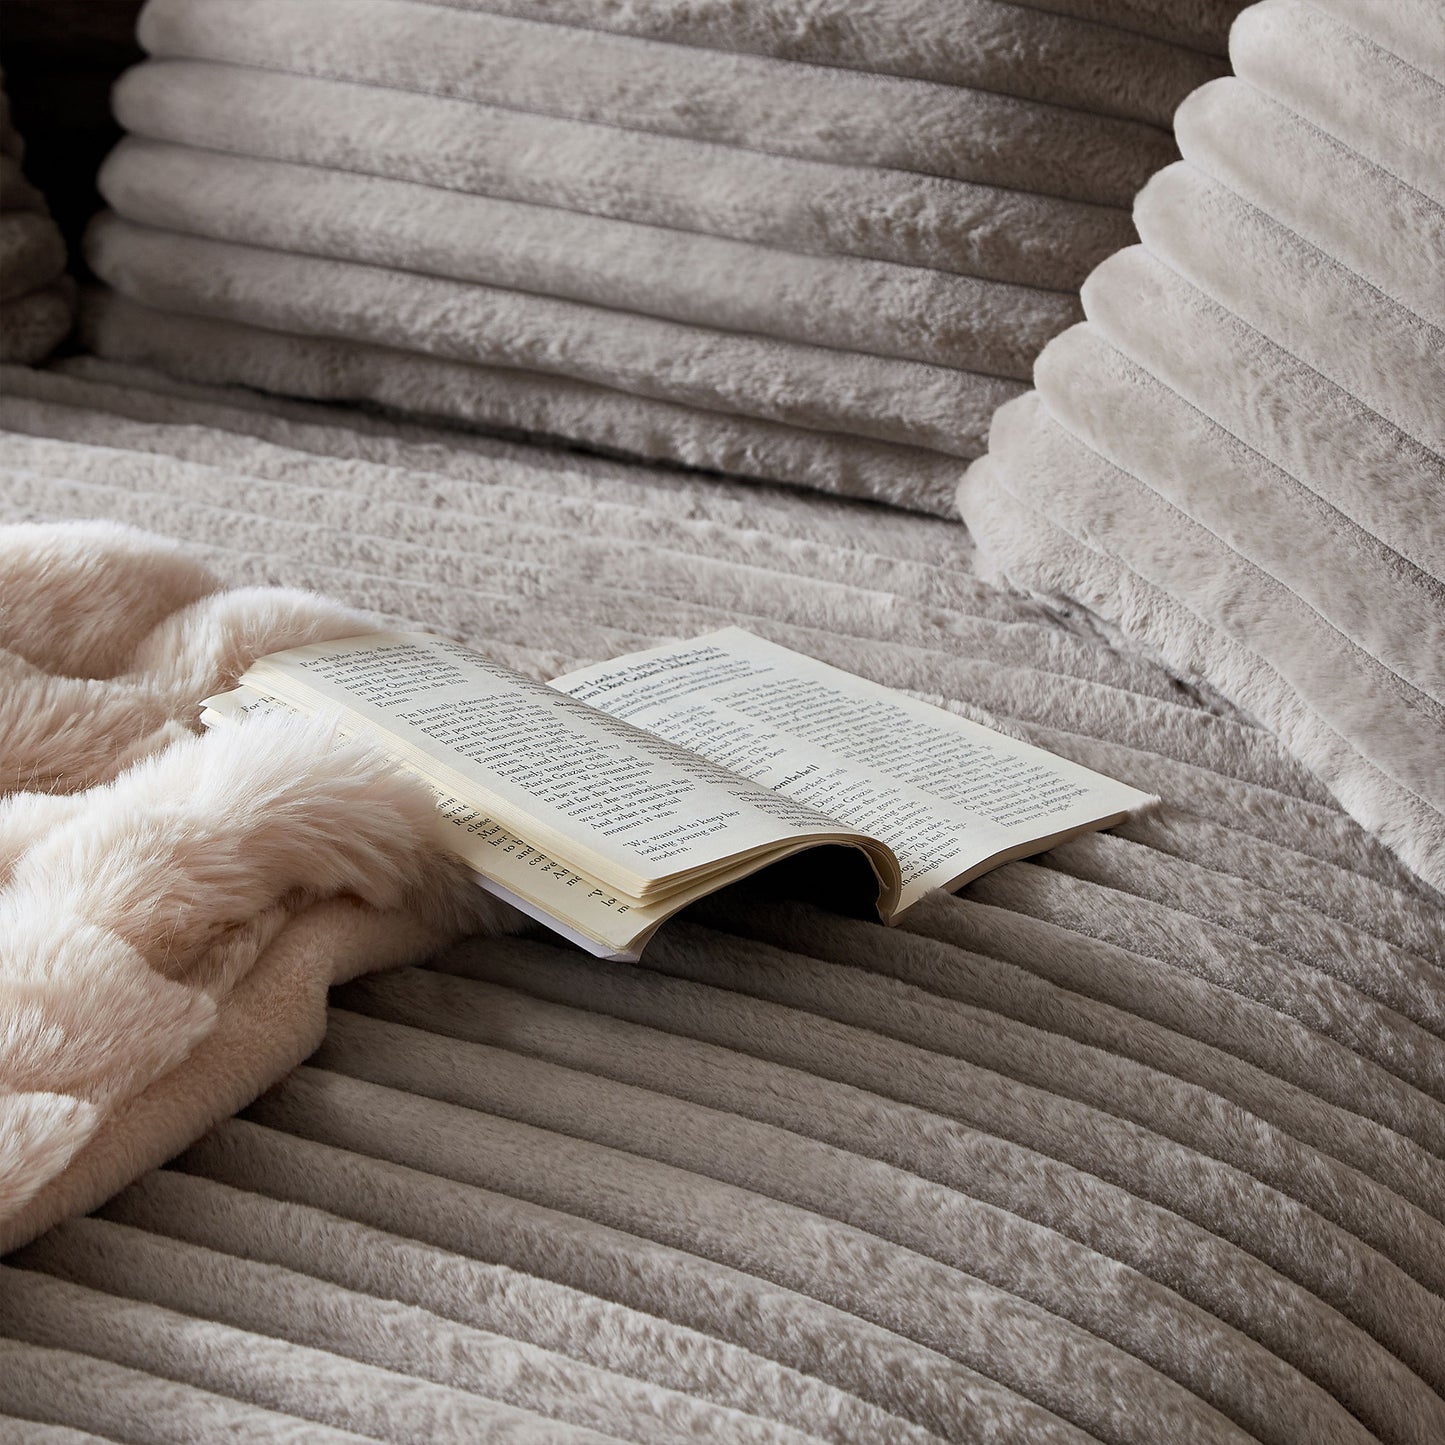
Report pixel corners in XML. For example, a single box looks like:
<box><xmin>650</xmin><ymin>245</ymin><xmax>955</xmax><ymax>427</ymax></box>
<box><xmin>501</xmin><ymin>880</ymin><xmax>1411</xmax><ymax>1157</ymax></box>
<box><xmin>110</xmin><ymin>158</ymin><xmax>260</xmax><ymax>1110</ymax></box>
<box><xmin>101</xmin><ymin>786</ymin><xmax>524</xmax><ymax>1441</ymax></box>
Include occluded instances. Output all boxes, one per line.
<box><xmin>0</xmin><ymin>517</ymin><xmax>515</xmax><ymax>1254</ymax></box>
<box><xmin>77</xmin><ymin>0</ymin><xmax>1242</xmax><ymax>512</ymax></box>
<box><xmin>1</xmin><ymin>361</ymin><xmax>1442</xmax><ymax>1443</ymax></box>
<box><xmin>958</xmin><ymin>0</ymin><xmax>1445</xmax><ymax>892</ymax></box>
<box><xmin>0</xmin><ymin>76</ymin><xmax>73</xmax><ymax>364</ymax></box>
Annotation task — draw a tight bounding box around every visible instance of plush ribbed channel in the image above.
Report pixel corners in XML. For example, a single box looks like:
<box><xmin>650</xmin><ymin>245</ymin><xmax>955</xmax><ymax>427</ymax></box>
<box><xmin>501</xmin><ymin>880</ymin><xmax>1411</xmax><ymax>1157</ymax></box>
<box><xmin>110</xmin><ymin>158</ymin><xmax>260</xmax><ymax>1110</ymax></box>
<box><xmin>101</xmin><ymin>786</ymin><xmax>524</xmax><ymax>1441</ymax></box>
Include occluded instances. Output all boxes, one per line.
<box><xmin>0</xmin><ymin>362</ymin><xmax>1441</xmax><ymax>1443</ymax></box>
<box><xmin>74</xmin><ymin>0</ymin><xmax>1245</xmax><ymax>510</ymax></box>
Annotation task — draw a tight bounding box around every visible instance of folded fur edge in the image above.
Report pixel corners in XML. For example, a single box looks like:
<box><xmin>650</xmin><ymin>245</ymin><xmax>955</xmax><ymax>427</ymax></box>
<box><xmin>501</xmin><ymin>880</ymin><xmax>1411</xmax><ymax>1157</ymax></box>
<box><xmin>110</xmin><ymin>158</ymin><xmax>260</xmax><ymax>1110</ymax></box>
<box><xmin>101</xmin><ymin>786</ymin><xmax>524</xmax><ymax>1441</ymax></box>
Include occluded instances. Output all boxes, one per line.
<box><xmin>0</xmin><ymin>897</ymin><xmax>474</xmax><ymax>1255</ymax></box>
<box><xmin>0</xmin><ymin>517</ymin><xmax>221</xmax><ymax>680</ymax></box>
<box><xmin>134</xmin><ymin>0</ymin><xmax>1206</xmax><ymax>149</ymax></box>
<box><xmin>1227</xmin><ymin>2</ymin><xmax>1444</xmax><ymax>204</ymax></box>
<box><xmin>420</xmin><ymin>0</ymin><xmax>1237</xmax><ymax>103</ymax></box>
<box><xmin>97</xmin><ymin>136</ymin><xmax>1082</xmax><ymax>381</ymax></box>
<box><xmin>1</xmin><ymin>715</ymin><xmax>524</xmax><ymax>1241</ymax></box>
<box><xmin>1</xmin><ymin>520</ymin><xmax>526</xmax><ymax>1243</ymax></box>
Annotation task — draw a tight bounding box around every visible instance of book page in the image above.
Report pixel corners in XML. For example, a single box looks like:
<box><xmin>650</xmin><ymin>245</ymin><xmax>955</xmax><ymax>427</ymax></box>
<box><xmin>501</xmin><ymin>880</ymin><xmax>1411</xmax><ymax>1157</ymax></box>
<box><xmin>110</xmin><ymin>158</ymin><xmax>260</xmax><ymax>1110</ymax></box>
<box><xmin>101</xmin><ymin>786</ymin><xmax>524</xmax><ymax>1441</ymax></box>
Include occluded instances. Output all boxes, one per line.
<box><xmin>240</xmin><ymin>632</ymin><xmax>878</xmax><ymax>897</ymax></box>
<box><xmin>553</xmin><ymin>628</ymin><xmax>1156</xmax><ymax>910</ymax></box>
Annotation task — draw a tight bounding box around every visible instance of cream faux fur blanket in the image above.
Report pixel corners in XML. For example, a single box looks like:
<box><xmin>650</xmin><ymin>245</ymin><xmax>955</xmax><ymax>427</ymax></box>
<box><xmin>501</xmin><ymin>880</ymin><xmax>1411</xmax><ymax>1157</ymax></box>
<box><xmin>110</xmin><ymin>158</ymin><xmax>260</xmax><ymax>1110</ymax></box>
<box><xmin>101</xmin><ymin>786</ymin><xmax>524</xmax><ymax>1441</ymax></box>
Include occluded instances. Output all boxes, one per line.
<box><xmin>0</xmin><ymin>520</ymin><xmax>512</xmax><ymax>1251</ymax></box>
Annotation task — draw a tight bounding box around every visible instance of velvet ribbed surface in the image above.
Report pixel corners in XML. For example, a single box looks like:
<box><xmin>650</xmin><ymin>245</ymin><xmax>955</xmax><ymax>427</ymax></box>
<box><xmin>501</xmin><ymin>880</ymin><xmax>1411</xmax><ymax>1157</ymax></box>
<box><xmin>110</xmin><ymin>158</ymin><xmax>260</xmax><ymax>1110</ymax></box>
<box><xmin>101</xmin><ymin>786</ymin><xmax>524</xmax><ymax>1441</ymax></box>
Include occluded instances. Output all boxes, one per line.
<box><xmin>75</xmin><ymin>0</ymin><xmax>1243</xmax><ymax>512</ymax></box>
<box><xmin>958</xmin><ymin>0</ymin><xmax>1445</xmax><ymax>891</ymax></box>
<box><xmin>0</xmin><ymin>362</ymin><xmax>1441</xmax><ymax>1443</ymax></box>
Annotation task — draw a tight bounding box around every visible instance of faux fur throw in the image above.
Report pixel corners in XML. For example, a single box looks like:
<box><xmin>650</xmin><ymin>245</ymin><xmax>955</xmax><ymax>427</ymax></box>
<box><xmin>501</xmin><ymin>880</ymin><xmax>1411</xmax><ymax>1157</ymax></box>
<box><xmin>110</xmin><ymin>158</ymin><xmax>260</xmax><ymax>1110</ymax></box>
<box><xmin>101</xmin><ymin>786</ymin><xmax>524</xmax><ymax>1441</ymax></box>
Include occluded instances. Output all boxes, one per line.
<box><xmin>0</xmin><ymin>521</ymin><xmax>513</xmax><ymax>1252</ymax></box>
<box><xmin>74</xmin><ymin>0</ymin><xmax>1241</xmax><ymax>512</ymax></box>
<box><xmin>960</xmin><ymin>0</ymin><xmax>1445</xmax><ymax>893</ymax></box>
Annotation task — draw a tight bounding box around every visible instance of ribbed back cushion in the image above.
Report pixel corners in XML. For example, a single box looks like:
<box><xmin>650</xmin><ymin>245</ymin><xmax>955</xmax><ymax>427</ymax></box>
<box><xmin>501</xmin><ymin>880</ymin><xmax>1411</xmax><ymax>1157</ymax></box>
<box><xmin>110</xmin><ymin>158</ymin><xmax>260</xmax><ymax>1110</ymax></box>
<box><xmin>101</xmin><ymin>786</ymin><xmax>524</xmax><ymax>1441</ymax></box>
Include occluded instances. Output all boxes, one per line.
<box><xmin>0</xmin><ymin>77</ymin><xmax>73</xmax><ymax>363</ymax></box>
<box><xmin>960</xmin><ymin>0</ymin><xmax>1445</xmax><ymax>890</ymax></box>
<box><xmin>81</xmin><ymin>0</ymin><xmax>1240</xmax><ymax>512</ymax></box>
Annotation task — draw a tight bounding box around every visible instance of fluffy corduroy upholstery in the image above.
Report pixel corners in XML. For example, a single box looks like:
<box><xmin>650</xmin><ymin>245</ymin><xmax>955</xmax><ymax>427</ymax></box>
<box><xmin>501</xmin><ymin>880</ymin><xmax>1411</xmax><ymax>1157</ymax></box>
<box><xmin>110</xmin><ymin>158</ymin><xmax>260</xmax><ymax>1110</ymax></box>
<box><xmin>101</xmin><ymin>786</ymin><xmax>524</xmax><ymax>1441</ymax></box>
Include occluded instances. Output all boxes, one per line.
<box><xmin>0</xmin><ymin>517</ymin><xmax>515</xmax><ymax>1253</ymax></box>
<box><xmin>0</xmin><ymin>76</ymin><xmax>73</xmax><ymax>364</ymax></box>
<box><xmin>959</xmin><ymin>0</ymin><xmax>1445</xmax><ymax>892</ymax></box>
<box><xmin>1</xmin><ymin>361</ymin><xmax>1442</xmax><ymax>1442</ymax></box>
<box><xmin>77</xmin><ymin>0</ymin><xmax>1243</xmax><ymax>511</ymax></box>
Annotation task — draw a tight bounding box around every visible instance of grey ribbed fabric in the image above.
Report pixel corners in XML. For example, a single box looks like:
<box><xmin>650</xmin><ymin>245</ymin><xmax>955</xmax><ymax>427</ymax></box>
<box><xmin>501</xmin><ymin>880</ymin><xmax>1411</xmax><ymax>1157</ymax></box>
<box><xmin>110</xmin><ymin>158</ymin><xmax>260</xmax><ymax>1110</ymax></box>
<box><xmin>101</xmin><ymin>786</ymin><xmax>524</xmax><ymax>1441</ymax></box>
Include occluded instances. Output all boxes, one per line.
<box><xmin>77</xmin><ymin>0</ymin><xmax>1243</xmax><ymax>511</ymax></box>
<box><xmin>1</xmin><ymin>362</ymin><xmax>1441</xmax><ymax>1444</ymax></box>
<box><xmin>958</xmin><ymin>0</ymin><xmax>1445</xmax><ymax>891</ymax></box>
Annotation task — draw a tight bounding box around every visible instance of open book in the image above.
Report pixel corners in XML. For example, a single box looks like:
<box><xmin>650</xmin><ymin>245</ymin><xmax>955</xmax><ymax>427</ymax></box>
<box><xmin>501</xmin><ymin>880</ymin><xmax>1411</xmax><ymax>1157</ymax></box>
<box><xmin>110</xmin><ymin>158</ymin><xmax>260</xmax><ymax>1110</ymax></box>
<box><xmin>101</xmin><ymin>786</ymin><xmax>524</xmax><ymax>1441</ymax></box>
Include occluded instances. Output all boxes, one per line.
<box><xmin>201</xmin><ymin>629</ymin><xmax>1154</xmax><ymax>959</ymax></box>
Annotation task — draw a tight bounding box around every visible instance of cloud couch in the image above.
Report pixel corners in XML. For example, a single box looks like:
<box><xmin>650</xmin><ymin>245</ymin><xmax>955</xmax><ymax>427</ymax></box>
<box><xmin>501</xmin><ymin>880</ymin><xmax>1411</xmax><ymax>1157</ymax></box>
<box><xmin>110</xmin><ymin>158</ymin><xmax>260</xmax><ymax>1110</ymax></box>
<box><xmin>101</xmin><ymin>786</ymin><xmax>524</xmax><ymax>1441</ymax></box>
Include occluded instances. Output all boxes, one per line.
<box><xmin>0</xmin><ymin>1</ymin><xmax>1441</xmax><ymax>1441</ymax></box>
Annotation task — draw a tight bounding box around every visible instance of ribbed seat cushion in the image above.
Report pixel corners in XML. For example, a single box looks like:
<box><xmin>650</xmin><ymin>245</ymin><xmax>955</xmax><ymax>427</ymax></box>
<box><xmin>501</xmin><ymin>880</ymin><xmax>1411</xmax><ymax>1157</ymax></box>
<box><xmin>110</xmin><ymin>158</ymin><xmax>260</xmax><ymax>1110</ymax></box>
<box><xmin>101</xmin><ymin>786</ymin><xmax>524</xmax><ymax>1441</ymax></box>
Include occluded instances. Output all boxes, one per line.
<box><xmin>80</xmin><ymin>0</ymin><xmax>1241</xmax><ymax>511</ymax></box>
<box><xmin>0</xmin><ymin>360</ymin><xmax>1442</xmax><ymax>1442</ymax></box>
<box><xmin>959</xmin><ymin>0</ymin><xmax>1445</xmax><ymax>890</ymax></box>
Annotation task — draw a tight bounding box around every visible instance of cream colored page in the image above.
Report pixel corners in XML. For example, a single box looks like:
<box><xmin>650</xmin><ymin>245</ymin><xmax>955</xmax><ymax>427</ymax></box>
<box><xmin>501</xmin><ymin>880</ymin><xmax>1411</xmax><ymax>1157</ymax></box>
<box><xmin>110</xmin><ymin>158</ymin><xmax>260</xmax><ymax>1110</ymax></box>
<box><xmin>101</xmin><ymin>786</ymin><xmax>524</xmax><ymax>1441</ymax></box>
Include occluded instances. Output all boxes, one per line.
<box><xmin>553</xmin><ymin>628</ymin><xmax>1155</xmax><ymax>907</ymax></box>
<box><xmin>200</xmin><ymin>686</ymin><xmax>661</xmax><ymax>952</ymax></box>
<box><xmin>243</xmin><ymin>632</ymin><xmax>852</xmax><ymax>891</ymax></box>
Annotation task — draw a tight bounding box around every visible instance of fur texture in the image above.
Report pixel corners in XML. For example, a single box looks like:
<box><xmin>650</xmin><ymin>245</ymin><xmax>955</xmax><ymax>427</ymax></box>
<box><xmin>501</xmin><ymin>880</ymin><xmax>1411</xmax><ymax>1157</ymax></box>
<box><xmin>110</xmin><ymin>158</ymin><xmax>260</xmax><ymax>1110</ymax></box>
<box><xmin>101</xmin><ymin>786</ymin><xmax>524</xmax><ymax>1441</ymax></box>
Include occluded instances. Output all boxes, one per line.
<box><xmin>0</xmin><ymin>520</ymin><xmax>515</xmax><ymax>1251</ymax></box>
<box><xmin>108</xmin><ymin>62</ymin><xmax>1134</xmax><ymax>284</ymax></box>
